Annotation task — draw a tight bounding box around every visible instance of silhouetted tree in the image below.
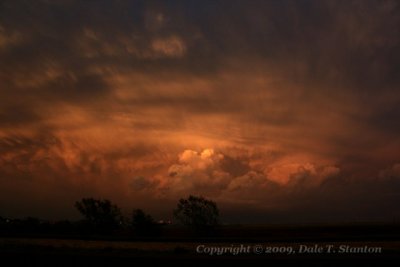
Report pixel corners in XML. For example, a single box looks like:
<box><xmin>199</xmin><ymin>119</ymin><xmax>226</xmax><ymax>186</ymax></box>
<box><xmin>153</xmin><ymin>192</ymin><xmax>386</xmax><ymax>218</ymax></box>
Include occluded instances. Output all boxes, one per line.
<box><xmin>75</xmin><ymin>198</ymin><xmax>122</xmax><ymax>233</ymax></box>
<box><xmin>173</xmin><ymin>195</ymin><xmax>219</xmax><ymax>231</ymax></box>
<box><xmin>132</xmin><ymin>209</ymin><xmax>160</xmax><ymax>236</ymax></box>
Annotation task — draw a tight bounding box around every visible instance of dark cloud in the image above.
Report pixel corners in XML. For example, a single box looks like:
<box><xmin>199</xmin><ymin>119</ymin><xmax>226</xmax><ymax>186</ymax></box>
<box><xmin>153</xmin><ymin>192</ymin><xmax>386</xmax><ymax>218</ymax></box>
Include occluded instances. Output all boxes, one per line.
<box><xmin>0</xmin><ymin>105</ymin><xmax>40</xmax><ymax>127</ymax></box>
<box><xmin>220</xmin><ymin>155</ymin><xmax>251</xmax><ymax>177</ymax></box>
<box><xmin>1</xmin><ymin>0</ymin><xmax>400</xmax><ymax>222</ymax></box>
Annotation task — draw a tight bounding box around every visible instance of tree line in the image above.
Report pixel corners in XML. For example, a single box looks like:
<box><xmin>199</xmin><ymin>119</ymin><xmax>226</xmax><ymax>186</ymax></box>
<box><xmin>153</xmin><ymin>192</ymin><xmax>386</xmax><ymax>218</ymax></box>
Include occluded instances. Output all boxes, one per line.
<box><xmin>0</xmin><ymin>195</ymin><xmax>219</xmax><ymax>237</ymax></box>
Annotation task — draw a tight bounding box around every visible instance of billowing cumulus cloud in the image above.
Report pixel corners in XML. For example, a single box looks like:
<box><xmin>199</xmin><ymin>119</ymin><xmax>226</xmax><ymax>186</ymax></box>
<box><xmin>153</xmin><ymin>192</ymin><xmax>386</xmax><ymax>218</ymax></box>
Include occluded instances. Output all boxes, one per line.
<box><xmin>165</xmin><ymin>149</ymin><xmax>234</xmax><ymax>194</ymax></box>
<box><xmin>123</xmin><ymin>147</ymin><xmax>346</xmax><ymax>214</ymax></box>
<box><xmin>0</xmin><ymin>0</ymin><xmax>400</xmax><ymax>222</ymax></box>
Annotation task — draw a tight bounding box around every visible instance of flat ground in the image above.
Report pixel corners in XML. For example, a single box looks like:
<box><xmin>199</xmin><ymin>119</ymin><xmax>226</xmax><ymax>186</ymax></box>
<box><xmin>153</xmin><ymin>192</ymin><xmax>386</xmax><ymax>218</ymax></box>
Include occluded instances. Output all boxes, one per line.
<box><xmin>1</xmin><ymin>224</ymin><xmax>399</xmax><ymax>266</ymax></box>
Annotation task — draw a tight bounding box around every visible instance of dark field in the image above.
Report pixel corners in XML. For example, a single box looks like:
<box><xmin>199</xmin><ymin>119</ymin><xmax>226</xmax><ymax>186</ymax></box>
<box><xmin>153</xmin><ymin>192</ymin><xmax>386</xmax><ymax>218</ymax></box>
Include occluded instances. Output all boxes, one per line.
<box><xmin>1</xmin><ymin>223</ymin><xmax>399</xmax><ymax>266</ymax></box>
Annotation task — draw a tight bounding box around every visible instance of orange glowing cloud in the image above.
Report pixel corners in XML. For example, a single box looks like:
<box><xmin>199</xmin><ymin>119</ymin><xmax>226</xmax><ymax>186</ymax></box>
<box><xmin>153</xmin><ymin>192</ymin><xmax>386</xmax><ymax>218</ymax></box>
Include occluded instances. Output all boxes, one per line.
<box><xmin>1</xmin><ymin>0</ymin><xmax>400</xmax><ymax>222</ymax></box>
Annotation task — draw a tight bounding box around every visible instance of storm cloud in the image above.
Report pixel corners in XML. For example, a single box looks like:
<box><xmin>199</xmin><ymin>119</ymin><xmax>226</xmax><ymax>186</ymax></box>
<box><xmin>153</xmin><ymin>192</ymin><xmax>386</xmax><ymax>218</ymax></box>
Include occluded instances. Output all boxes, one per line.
<box><xmin>1</xmin><ymin>0</ymin><xmax>400</xmax><ymax>222</ymax></box>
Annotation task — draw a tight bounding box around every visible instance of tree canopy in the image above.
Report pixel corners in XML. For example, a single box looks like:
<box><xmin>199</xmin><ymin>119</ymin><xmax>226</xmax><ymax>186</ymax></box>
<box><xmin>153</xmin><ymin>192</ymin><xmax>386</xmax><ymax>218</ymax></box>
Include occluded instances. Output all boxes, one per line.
<box><xmin>132</xmin><ymin>209</ymin><xmax>160</xmax><ymax>236</ymax></box>
<box><xmin>75</xmin><ymin>198</ymin><xmax>122</xmax><ymax>232</ymax></box>
<box><xmin>173</xmin><ymin>195</ymin><xmax>219</xmax><ymax>231</ymax></box>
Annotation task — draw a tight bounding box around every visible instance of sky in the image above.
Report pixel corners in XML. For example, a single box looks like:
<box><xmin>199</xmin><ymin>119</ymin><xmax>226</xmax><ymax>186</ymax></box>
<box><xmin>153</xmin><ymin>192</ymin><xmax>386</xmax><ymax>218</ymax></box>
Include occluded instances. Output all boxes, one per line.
<box><xmin>1</xmin><ymin>0</ymin><xmax>400</xmax><ymax>223</ymax></box>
